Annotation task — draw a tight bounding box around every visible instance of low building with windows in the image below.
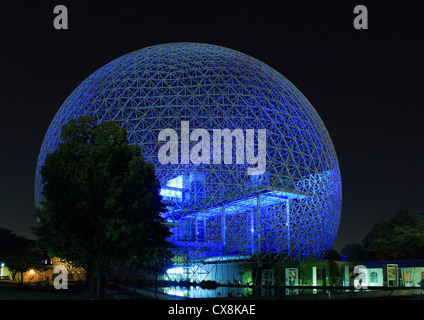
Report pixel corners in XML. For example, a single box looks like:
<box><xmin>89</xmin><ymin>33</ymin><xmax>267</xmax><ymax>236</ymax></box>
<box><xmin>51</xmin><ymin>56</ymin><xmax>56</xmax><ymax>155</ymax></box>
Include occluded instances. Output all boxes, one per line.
<box><xmin>362</xmin><ymin>260</ymin><xmax>424</xmax><ymax>288</ymax></box>
<box><xmin>266</xmin><ymin>259</ymin><xmax>424</xmax><ymax>288</ymax></box>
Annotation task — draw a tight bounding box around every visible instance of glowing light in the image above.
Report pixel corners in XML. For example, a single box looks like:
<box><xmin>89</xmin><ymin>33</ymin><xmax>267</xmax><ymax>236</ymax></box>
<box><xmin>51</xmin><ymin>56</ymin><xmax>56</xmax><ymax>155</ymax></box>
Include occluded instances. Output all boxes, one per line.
<box><xmin>35</xmin><ymin>43</ymin><xmax>342</xmax><ymax>279</ymax></box>
<box><xmin>160</xmin><ymin>188</ymin><xmax>182</xmax><ymax>200</ymax></box>
<box><xmin>165</xmin><ymin>287</ymin><xmax>186</xmax><ymax>297</ymax></box>
<box><xmin>167</xmin><ymin>175</ymin><xmax>183</xmax><ymax>189</ymax></box>
<box><xmin>166</xmin><ymin>267</ymin><xmax>184</xmax><ymax>275</ymax></box>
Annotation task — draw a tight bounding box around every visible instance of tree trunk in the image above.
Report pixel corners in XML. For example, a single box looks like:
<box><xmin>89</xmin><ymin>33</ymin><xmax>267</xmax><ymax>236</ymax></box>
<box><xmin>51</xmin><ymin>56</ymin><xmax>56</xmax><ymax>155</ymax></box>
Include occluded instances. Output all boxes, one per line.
<box><xmin>96</xmin><ymin>270</ymin><xmax>104</xmax><ymax>300</ymax></box>
<box><xmin>18</xmin><ymin>271</ymin><xmax>24</xmax><ymax>286</ymax></box>
<box><xmin>95</xmin><ymin>248</ymin><xmax>105</xmax><ymax>300</ymax></box>
<box><xmin>87</xmin><ymin>263</ymin><xmax>96</xmax><ymax>296</ymax></box>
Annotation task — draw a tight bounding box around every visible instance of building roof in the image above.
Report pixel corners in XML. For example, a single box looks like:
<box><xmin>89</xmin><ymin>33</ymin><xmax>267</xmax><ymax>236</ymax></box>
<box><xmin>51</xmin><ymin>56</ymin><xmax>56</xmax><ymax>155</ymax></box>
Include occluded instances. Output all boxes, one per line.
<box><xmin>364</xmin><ymin>259</ymin><xmax>424</xmax><ymax>268</ymax></box>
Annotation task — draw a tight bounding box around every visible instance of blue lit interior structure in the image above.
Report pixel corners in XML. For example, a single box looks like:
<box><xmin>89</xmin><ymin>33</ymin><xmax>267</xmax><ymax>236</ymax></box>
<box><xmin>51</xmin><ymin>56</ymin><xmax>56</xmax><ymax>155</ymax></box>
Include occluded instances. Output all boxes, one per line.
<box><xmin>35</xmin><ymin>43</ymin><xmax>342</xmax><ymax>279</ymax></box>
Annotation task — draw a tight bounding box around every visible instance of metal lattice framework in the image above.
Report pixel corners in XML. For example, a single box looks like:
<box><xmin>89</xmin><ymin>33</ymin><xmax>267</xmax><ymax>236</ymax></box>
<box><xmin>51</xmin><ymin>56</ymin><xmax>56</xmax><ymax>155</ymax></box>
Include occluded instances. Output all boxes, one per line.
<box><xmin>35</xmin><ymin>43</ymin><xmax>342</xmax><ymax>280</ymax></box>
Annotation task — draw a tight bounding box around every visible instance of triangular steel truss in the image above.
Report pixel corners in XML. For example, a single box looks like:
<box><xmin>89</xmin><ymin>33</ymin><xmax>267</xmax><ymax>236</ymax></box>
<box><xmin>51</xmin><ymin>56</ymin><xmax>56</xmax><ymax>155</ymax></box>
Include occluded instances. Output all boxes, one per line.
<box><xmin>35</xmin><ymin>43</ymin><xmax>342</xmax><ymax>280</ymax></box>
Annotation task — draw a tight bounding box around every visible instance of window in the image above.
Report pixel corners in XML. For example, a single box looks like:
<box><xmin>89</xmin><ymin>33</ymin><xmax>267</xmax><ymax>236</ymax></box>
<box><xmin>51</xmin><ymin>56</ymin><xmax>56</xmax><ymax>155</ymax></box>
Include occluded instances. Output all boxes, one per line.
<box><xmin>160</xmin><ymin>175</ymin><xmax>183</xmax><ymax>202</ymax></box>
<box><xmin>370</xmin><ymin>272</ymin><xmax>378</xmax><ymax>283</ymax></box>
<box><xmin>403</xmin><ymin>271</ymin><xmax>412</xmax><ymax>283</ymax></box>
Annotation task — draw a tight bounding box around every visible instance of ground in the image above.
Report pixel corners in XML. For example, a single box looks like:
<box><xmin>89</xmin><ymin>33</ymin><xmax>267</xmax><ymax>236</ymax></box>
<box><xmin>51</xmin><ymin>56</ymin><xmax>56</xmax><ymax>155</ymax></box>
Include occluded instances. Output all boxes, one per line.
<box><xmin>0</xmin><ymin>280</ymin><xmax>422</xmax><ymax>300</ymax></box>
<box><xmin>0</xmin><ymin>281</ymin><xmax>152</xmax><ymax>300</ymax></box>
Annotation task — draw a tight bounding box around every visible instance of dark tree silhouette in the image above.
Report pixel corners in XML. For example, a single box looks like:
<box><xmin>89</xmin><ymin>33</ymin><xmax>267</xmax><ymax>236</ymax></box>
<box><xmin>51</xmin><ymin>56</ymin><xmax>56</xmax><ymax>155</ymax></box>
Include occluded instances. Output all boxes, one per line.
<box><xmin>33</xmin><ymin>116</ymin><xmax>171</xmax><ymax>298</ymax></box>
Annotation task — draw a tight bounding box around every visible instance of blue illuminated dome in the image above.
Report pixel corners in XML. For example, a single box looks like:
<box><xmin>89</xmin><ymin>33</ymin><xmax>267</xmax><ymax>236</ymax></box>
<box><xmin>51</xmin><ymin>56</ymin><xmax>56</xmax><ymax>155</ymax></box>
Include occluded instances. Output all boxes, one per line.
<box><xmin>35</xmin><ymin>43</ymin><xmax>342</xmax><ymax>270</ymax></box>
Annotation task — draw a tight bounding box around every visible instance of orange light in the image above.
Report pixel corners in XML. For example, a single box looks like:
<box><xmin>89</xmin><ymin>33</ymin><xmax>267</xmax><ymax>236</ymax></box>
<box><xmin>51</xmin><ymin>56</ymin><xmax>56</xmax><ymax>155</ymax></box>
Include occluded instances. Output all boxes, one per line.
<box><xmin>29</xmin><ymin>269</ymin><xmax>35</xmax><ymax>274</ymax></box>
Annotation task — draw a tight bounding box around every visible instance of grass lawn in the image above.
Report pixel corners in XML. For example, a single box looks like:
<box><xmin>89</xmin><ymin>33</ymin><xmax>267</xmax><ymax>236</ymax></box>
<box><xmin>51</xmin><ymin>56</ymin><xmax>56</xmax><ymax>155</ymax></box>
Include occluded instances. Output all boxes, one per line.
<box><xmin>0</xmin><ymin>281</ymin><xmax>90</xmax><ymax>300</ymax></box>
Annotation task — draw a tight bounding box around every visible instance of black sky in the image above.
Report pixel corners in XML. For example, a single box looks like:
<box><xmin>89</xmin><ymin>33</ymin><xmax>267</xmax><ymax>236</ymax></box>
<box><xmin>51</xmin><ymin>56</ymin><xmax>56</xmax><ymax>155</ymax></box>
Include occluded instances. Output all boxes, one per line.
<box><xmin>1</xmin><ymin>0</ymin><xmax>423</xmax><ymax>252</ymax></box>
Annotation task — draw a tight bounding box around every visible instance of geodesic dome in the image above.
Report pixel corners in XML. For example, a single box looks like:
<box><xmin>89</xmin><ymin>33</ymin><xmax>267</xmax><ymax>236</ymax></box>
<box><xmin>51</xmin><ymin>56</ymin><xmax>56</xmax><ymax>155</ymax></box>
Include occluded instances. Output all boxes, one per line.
<box><xmin>35</xmin><ymin>43</ymin><xmax>342</xmax><ymax>269</ymax></box>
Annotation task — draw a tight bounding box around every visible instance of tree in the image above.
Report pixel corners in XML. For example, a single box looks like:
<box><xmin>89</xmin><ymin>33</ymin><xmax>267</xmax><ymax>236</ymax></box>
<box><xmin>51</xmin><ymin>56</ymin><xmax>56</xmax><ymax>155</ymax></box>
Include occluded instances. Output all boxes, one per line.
<box><xmin>136</xmin><ymin>246</ymin><xmax>174</xmax><ymax>294</ymax></box>
<box><xmin>32</xmin><ymin>116</ymin><xmax>171</xmax><ymax>299</ymax></box>
<box><xmin>363</xmin><ymin>209</ymin><xmax>424</xmax><ymax>260</ymax></box>
<box><xmin>0</xmin><ymin>228</ymin><xmax>46</xmax><ymax>286</ymax></box>
<box><xmin>343</xmin><ymin>209</ymin><xmax>424</xmax><ymax>261</ymax></box>
<box><xmin>392</xmin><ymin>223</ymin><xmax>424</xmax><ymax>259</ymax></box>
<box><xmin>134</xmin><ymin>224</ymin><xmax>175</xmax><ymax>279</ymax></box>
<box><xmin>324</xmin><ymin>249</ymin><xmax>341</xmax><ymax>260</ymax></box>
<box><xmin>0</xmin><ymin>228</ymin><xmax>16</xmax><ymax>262</ymax></box>
<box><xmin>341</xmin><ymin>242</ymin><xmax>366</xmax><ymax>261</ymax></box>
<box><xmin>362</xmin><ymin>219</ymin><xmax>394</xmax><ymax>260</ymax></box>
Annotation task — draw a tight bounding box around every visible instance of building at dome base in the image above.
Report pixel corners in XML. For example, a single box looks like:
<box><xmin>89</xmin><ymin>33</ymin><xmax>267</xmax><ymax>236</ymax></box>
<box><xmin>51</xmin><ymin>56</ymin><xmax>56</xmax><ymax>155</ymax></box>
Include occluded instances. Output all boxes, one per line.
<box><xmin>35</xmin><ymin>43</ymin><xmax>342</xmax><ymax>283</ymax></box>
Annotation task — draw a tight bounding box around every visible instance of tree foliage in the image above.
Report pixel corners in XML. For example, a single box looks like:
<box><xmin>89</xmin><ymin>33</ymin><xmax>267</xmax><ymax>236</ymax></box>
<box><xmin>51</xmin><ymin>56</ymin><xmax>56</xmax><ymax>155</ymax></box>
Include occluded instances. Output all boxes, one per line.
<box><xmin>342</xmin><ymin>209</ymin><xmax>424</xmax><ymax>261</ymax></box>
<box><xmin>0</xmin><ymin>228</ymin><xmax>46</xmax><ymax>286</ymax></box>
<box><xmin>32</xmin><ymin>116</ymin><xmax>171</xmax><ymax>298</ymax></box>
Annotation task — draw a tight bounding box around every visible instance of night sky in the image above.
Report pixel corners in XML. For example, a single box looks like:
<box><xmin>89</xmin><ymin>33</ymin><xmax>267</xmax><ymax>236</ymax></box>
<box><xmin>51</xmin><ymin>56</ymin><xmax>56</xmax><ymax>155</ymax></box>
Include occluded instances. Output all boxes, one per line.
<box><xmin>1</xmin><ymin>0</ymin><xmax>423</xmax><ymax>252</ymax></box>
